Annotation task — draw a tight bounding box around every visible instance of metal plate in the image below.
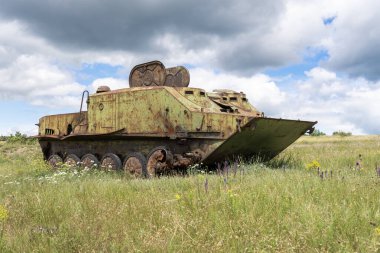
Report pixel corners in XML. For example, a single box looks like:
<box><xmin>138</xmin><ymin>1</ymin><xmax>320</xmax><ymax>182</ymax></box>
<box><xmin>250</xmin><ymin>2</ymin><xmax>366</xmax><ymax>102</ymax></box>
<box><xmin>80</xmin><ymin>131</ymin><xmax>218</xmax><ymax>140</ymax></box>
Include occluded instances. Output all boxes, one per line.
<box><xmin>203</xmin><ymin>117</ymin><xmax>317</xmax><ymax>163</ymax></box>
<box><xmin>164</xmin><ymin>66</ymin><xmax>190</xmax><ymax>87</ymax></box>
<box><xmin>129</xmin><ymin>61</ymin><xmax>166</xmax><ymax>87</ymax></box>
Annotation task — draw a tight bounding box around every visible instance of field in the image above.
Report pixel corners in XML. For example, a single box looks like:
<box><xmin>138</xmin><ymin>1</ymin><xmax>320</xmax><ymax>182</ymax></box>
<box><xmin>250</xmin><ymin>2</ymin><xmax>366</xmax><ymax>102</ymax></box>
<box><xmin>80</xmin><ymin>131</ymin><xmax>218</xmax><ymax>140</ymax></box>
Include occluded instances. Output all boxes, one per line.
<box><xmin>0</xmin><ymin>136</ymin><xmax>380</xmax><ymax>252</ymax></box>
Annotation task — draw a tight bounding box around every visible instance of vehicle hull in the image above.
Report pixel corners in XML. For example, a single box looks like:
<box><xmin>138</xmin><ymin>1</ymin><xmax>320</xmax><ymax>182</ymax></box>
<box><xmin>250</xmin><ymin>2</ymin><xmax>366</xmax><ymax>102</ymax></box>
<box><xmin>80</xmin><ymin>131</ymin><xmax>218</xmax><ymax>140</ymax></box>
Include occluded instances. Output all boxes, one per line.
<box><xmin>38</xmin><ymin>117</ymin><xmax>316</xmax><ymax>168</ymax></box>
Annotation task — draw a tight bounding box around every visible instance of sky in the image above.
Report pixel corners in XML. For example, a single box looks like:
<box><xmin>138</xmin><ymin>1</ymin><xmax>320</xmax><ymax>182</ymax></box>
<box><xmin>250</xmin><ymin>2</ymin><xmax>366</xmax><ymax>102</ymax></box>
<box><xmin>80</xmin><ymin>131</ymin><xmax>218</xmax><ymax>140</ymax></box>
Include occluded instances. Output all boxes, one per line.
<box><xmin>0</xmin><ymin>0</ymin><xmax>379</xmax><ymax>135</ymax></box>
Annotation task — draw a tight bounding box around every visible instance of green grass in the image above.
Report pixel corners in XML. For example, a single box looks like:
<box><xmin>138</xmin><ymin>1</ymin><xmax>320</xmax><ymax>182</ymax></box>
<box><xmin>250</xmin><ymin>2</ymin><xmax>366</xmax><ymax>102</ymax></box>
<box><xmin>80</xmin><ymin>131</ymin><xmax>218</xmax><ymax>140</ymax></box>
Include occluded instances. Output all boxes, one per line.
<box><xmin>0</xmin><ymin>136</ymin><xmax>380</xmax><ymax>252</ymax></box>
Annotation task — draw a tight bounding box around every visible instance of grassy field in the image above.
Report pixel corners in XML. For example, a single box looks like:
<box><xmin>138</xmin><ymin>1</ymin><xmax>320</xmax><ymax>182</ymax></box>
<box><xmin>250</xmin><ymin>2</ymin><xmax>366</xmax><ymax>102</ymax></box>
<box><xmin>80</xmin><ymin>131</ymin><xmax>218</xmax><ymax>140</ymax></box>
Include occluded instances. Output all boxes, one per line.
<box><xmin>0</xmin><ymin>136</ymin><xmax>380</xmax><ymax>252</ymax></box>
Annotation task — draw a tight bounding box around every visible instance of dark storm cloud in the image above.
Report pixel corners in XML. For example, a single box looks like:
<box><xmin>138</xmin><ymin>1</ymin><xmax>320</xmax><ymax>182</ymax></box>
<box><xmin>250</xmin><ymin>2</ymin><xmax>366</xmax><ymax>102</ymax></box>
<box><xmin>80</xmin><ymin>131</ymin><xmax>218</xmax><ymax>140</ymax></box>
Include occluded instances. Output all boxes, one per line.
<box><xmin>327</xmin><ymin>47</ymin><xmax>380</xmax><ymax>81</ymax></box>
<box><xmin>0</xmin><ymin>0</ymin><xmax>285</xmax><ymax>72</ymax></box>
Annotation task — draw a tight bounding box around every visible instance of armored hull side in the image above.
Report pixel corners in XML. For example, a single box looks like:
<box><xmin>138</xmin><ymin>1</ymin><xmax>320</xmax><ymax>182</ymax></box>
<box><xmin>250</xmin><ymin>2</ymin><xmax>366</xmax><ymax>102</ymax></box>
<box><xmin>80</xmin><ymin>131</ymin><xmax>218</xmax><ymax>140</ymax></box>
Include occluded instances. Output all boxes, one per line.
<box><xmin>39</xmin><ymin>117</ymin><xmax>316</xmax><ymax>165</ymax></box>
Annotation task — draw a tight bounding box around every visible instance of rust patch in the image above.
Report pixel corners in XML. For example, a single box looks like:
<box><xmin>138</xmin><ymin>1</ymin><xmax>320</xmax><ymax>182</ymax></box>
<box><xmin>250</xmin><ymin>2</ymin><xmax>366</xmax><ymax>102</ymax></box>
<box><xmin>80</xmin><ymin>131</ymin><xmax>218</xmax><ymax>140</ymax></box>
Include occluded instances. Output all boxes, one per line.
<box><xmin>124</xmin><ymin>157</ymin><xmax>143</xmax><ymax>177</ymax></box>
<box><xmin>164</xmin><ymin>66</ymin><xmax>190</xmax><ymax>87</ymax></box>
<box><xmin>129</xmin><ymin>61</ymin><xmax>166</xmax><ymax>87</ymax></box>
<box><xmin>129</xmin><ymin>61</ymin><xmax>190</xmax><ymax>88</ymax></box>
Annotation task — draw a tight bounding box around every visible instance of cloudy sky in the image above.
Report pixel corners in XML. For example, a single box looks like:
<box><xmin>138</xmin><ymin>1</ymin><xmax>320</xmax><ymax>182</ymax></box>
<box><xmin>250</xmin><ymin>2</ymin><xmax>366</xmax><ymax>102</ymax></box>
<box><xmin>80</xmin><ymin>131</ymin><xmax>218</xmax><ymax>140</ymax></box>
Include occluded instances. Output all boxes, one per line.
<box><xmin>0</xmin><ymin>0</ymin><xmax>379</xmax><ymax>135</ymax></box>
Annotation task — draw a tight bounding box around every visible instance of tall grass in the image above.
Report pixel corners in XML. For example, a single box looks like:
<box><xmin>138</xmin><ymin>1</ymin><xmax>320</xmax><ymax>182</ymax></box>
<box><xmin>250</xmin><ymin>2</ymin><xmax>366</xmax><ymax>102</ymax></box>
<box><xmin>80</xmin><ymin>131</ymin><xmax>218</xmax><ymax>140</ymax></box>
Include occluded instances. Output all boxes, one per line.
<box><xmin>0</xmin><ymin>136</ymin><xmax>380</xmax><ymax>252</ymax></box>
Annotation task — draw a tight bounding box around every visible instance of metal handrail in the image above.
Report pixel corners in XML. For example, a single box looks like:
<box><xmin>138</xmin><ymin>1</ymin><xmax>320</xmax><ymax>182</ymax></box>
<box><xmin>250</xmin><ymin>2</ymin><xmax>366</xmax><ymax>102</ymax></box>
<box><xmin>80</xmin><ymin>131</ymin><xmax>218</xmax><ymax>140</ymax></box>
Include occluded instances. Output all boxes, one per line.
<box><xmin>79</xmin><ymin>90</ymin><xmax>89</xmax><ymax>121</ymax></box>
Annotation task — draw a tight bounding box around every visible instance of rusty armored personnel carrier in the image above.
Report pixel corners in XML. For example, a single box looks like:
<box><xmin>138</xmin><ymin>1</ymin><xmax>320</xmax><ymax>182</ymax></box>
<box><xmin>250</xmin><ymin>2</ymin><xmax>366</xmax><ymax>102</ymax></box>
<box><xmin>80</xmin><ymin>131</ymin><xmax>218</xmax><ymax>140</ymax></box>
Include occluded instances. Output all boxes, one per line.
<box><xmin>36</xmin><ymin>61</ymin><xmax>316</xmax><ymax>177</ymax></box>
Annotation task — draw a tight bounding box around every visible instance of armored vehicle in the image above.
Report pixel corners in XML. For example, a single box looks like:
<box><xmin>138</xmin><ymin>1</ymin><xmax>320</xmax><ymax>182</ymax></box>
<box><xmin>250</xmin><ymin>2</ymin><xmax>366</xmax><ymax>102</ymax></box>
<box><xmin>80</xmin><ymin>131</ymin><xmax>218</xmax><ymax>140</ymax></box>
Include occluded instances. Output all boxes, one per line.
<box><xmin>36</xmin><ymin>61</ymin><xmax>316</xmax><ymax>177</ymax></box>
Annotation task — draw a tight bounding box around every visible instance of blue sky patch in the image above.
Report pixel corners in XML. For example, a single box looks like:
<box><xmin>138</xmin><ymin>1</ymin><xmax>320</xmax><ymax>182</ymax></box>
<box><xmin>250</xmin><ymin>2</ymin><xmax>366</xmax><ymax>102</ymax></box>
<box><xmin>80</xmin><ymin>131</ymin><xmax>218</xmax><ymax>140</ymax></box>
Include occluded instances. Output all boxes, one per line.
<box><xmin>0</xmin><ymin>101</ymin><xmax>69</xmax><ymax>135</ymax></box>
<box><xmin>323</xmin><ymin>16</ymin><xmax>336</xmax><ymax>25</ymax></box>
<box><xmin>74</xmin><ymin>63</ymin><xmax>128</xmax><ymax>85</ymax></box>
<box><xmin>265</xmin><ymin>49</ymin><xmax>329</xmax><ymax>79</ymax></box>
<box><xmin>183</xmin><ymin>63</ymin><xmax>197</xmax><ymax>69</ymax></box>
<box><xmin>264</xmin><ymin>49</ymin><xmax>330</xmax><ymax>91</ymax></box>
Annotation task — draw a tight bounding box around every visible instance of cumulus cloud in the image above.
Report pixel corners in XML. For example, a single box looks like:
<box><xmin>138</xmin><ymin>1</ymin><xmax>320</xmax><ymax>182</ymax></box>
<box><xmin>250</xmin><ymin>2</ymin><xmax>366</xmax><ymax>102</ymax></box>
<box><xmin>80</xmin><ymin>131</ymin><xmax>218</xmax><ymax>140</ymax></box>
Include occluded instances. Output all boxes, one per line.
<box><xmin>190</xmin><ymin>68</ymin><xmax>287</xmax><ymax>116</ymax></box>
<box><xmin>0</xmin><ymin>20</ymin><xmax>88</xmax><ymax>109</ymax></box>
<box><xmin>288</xmin><ymin>67</ymin><xmax>380</xmax><ymax>134</ymax></box>
<box><xmin>0</xmin><ymin>54</ymin><xmax>85</xmax><ymax>107</ymax></box>
<box><xmin>90</xmin><ymin>78</ymin><xmax>128</xmax><ymax>92</ymax></box>
<box><xmin>0</xmin><ymin>20</ymin><xmax>56</xmax><ymax>66</ymax></box>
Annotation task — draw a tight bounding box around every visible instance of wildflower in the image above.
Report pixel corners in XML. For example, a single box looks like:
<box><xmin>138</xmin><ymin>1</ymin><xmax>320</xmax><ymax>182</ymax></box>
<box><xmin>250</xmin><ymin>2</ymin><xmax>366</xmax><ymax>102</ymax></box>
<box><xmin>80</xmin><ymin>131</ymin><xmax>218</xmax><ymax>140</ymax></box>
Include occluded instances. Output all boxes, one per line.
<box><xmin>175</xmin><ymin>194</ymin><xmax>181</xmax><ymax>200</ymax></box>
<box><xmin>306</xmin><ymin>160</ymin><xmax>321</xmax><ymax>171</ymax></box>
<box><xmin>375</xmin><ymin>227</ymin><xmax>380</xmax><ymax>236</ymax></box>
<box><xmin>227</xmin><ymin>189</ymin><xmax>238</xmax><ymax>198</ymax></box>
<box><xmin>0</xmin><ymin>205</ymin><xmax>8</xmax><ymax>221</ymax></box>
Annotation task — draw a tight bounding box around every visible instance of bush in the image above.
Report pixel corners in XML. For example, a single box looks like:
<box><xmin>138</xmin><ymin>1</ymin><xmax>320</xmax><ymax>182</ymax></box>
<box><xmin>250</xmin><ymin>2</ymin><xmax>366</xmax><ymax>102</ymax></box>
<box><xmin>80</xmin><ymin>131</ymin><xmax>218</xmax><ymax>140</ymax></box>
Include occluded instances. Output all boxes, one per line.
<box><xmin>309</xmin><ymin>129</ymin><xmax>326</xmax><ymax>136</ymax></box>
<box><xmin>332</xmin><ymin>130</ymin><xmax>352</xmax><ymax>137</ymax></box>
<box><xmin>6</xmin><ymin>131</ymin><xmax>36</xmax><ymax>144</ymax></box>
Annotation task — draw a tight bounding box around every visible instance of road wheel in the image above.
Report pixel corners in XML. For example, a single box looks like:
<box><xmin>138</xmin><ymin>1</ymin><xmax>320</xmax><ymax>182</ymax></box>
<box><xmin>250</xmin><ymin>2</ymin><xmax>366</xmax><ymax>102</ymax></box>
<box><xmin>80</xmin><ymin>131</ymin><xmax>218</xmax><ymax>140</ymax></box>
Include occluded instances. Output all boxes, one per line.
<box><xmin>80</xmin><ymin>154</ymin><xmax>100</xmax><ymax>169</ymax></box>
<box><xmin>101</xmin><ymin>153</ymin><xmax>122</xmax><ymax>171</ymax></box>
<box><xmin>64</xmin><ymin>154</ymin><xmax>80</xmax><ymax>167</ymax></box>
<box><xmin>123</xmin><ymin>152</ymin><xmax>147</xmax><ymax>178</ymax></box>
<box><xmin>146</xmin><ymin>146</ymin><xmax>173</xmax><ymax>177</ymax></box>
<box><xmin>48</xmin><ymin>154</ymin><xmax>63</xmax><ymax>168</ymax></box>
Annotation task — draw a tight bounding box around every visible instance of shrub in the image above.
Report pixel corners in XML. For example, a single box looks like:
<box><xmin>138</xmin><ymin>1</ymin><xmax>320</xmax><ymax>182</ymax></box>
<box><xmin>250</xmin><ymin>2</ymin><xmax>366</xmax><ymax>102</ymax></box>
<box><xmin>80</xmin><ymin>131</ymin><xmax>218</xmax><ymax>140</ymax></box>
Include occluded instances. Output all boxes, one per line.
<box><xmin>309</xmin><ymin>129</ymin><xmax>326</xmax><ymax>136</ymax></box>
<box><xmin>6</xmin><ymin>131</ymin><xmax>36</xmax><ymax>144</ymax></box>
<box><xmin>332</xmin><ymin>130</ymin><xmax>352</xmax><ymax>137</ymax></box>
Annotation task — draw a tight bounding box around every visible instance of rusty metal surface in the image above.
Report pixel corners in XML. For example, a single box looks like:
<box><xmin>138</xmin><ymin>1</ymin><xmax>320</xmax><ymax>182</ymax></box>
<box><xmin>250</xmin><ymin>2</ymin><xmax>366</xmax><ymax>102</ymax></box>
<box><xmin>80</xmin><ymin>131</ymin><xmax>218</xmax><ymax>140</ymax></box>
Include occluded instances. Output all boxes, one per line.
<box><xmin>203</xmin><ymin>117</ymin><xmax>317</xmax><ymax>164</ymax></box>
<box><xmin>129</xmin><ymin>61</ymin><xmax>166</xmax><ymax>87</ymax></box>
<box><xmin>96</xmin><ymin>86</ymin><xmax>111</xmax><ymax>93</ymax></box>
<box><xmin>124</xmin><ymin>155</ymin><xmax>144</xmax><ymax>177</ymax></box>
<box><xmin>38</xmin><ymin>112</ymin><xmax>87</xmax><ymax>137</ymax></box>
<box><xmin>164</xmin><ymin>66</ymin><xmax>190</xmax><ymax>87</ymax></box>
<box><xmin>37</xmin><ymin>60</ymin><xmax>317</xmax><ymax>173</ymax></box>
<box><xmin>129</xmin><ymin>61</ymin><xmax>190</xmax><ymax>88</ymax></box>
<box><xmin>38</xmin><ymin>138</ymin><xmax>222</xmax><ymax>166</ymax></box>
<box><xmin>82</xmin><ymin>86</ymin><xmax>256</xmax><ymax>137</ymax></box>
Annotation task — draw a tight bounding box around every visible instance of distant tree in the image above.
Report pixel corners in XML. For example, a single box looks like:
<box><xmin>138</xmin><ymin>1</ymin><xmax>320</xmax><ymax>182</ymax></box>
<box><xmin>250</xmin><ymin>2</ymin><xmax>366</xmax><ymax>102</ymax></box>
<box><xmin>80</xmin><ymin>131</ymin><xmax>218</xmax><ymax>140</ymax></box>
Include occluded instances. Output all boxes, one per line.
<box><xmin>332</xmin><ymin>130</ymin><xmax>352</xmax><ymax>137</ymax></box>
<box><xmin>6</xmin><ymin>131</ymin><xmax>36</xmax><ymax>144</ymax></box>
<box><xmin>309</xmin><ymin>129</ymin><xmax>326</xmax><ymax>136</ymax></box>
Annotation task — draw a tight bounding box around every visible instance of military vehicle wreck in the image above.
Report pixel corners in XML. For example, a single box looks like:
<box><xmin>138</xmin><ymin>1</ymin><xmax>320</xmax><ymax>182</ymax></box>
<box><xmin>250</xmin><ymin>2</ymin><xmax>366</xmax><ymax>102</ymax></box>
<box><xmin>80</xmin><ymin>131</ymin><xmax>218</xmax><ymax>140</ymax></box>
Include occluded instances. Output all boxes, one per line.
<box><xmin>36</xmin><ymin>61</ymin><xmax>316</xmax><ymax>177</ymax></box>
